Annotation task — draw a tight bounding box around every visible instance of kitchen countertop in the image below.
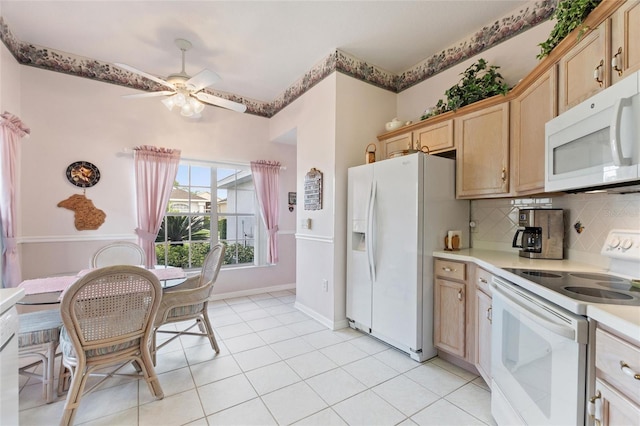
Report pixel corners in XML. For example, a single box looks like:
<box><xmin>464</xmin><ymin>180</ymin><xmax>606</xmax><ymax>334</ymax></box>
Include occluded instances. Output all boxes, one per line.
<box><xmin>0</xmin><ymin>287</ymin><xmax>25</xmax><ymax>314</ymax></box>
<box><xmin>433</xmin><ymin>249</ymin><xmax>640</xmax><ymax>343</ymax></box>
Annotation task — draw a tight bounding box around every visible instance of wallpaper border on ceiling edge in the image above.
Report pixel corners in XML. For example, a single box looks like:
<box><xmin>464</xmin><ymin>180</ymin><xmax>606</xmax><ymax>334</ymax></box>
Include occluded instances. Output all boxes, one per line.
<box><xmin>395</xmin><ymin>0</ymin><xmax>557</xmax><ymax>92</ymax></box>
<box><xmin>0</xmin><ymin>0</ymin><xmax>556</xmax><ymax>119</ymax></box>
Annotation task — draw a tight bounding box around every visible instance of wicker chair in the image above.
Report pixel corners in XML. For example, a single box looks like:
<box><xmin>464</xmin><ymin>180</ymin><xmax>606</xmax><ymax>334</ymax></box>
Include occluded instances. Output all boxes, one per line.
<box><xmin>91</xmin><ymin>241</ymin><xmax>145</xmax><ymax>268</ymax></box>
<box><xmin>152</xmin><ymin>243</ymin><xmax>225</xmax><ymax>363</ymax></box>
<box><xmin>58</xmin><ymin>265</ymin><xmax>164</xmax><ymax>426</ymax></box>
<box><xmin>18</xmin><ymin>309</ymin><xmax>63</xmax><ymax>403</ymax></box>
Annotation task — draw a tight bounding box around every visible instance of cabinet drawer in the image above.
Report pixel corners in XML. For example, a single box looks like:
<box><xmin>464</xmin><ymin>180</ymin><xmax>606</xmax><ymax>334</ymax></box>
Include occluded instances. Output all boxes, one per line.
<box><xmin>434</xmin><ymin>259</ymin><xmax>466</xmax><ymax>281</ymax></box>
<box><xmin>475</xmin><ymin>268</ymin><xmax>493</xmax><ymax>295</ymax></box>
<box><xmin>596</xmin><ymin>327</ymin><xmax>640</xmax><ymax>406</ymax></box>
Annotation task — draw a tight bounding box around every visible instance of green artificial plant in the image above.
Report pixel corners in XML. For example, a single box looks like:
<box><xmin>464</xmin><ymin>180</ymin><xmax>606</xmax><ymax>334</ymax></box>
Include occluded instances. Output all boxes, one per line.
<box><xmin>537</xmin><ymin>0</ymin><xmax>602</xmax><ymax>59</ymax></box>
<box><xmin>421</xmin><ymin>58</ymin><xmax>509</xmax><ymax>120</ymax></box>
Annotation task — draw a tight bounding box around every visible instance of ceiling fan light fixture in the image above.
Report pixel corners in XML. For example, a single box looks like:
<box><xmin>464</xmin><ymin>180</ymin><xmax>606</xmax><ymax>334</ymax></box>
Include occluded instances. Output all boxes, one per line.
<box><xmin>190</xmin><ymin>98</ymin><xmax>205</xmax><ymax>114</ymax></box>
<box><xmin>161</xmin><ymin>96</ymin><xmax>176</xmax><ymax>111</ymax></box>
<box><xmin>174</xmin><ymin>93</ymin><xmax>187</xmax><ymax>107</ymax></box>
<box><xmin>180</xmin><ymin>102</ymin><xmax>194</xmax><ymax>117</ymax></box>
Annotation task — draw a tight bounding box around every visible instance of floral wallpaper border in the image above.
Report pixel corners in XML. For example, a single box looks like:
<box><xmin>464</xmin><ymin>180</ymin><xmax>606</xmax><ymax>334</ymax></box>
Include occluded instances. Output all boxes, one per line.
<box><xmin>0</xmin><ymin>0</ymin><xmax>555</xmax><ymax>118</ymax></box>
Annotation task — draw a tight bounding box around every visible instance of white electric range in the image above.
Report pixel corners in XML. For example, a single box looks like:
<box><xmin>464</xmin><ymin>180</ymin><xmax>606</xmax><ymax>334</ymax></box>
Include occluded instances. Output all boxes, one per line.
<box><xmin>491</xmin><ymin>229</ymin><xmax>640</xmax><ymax>426</ymax></box>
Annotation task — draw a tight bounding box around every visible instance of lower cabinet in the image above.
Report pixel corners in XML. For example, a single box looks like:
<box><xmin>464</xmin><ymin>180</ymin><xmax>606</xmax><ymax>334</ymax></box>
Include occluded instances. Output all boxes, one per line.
<box><xmin>589</xmin><ymin>325</ymin><xmax>640</xmax><ymax>425</ymax></box>
<box><xmin>434</xmin><ymin>259</ymin><xmax>474</xmax><ymax>364</ymax></box>
<box><xmin>434</xmin><ymin>257</ymin><xmax>494</xmax><ymax>385</ymax></box>
<box><xmin>474</xmin><ymin>267</ymin><xmax>493</xmax><ymax>387</ymax></box>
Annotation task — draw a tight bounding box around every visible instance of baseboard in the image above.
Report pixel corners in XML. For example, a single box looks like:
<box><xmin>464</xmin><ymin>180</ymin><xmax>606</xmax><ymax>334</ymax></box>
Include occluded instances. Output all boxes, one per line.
<box><xmin>294</xmin><ymin>301</ymin><xmax>349</xmax><ymax>331</ymax></box>
<box><xmin>210</xmin><ymin>283</ymin><xmax>296</xmax><ymax>301</ymax></box>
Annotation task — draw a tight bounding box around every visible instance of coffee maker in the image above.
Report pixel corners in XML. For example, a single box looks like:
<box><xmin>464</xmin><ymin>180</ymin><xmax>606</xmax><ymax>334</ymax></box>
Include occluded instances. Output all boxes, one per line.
<box><xmin>512</xmin><ymin>208</ymin><xmax>564</xmax><ymax>259</ymax></box>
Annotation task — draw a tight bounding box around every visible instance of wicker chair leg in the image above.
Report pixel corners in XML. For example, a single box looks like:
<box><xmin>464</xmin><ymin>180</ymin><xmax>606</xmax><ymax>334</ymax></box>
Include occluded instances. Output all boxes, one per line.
<box><xmin>60</xmin><ymin>367</ymin><xmax>90</xmax><ymax>426</ymax></box>
<box><xmin>200</xmin><ymin>313</ymin><xmax>220</xmax><ymax>353</ymax></box>
<box><xmin>138</xmin><ymin>352</ymin><xmax>164</xmax><ymax>399</ymax></box>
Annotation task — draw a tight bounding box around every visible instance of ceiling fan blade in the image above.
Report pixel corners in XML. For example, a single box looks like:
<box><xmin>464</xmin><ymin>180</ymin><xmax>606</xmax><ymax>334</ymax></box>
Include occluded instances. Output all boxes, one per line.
<box><xmin>122</xmin><ymin>90</ymin><xmax>175</xmax><ymax>99</ymax></box>
<box><xmin>114</xmin><ymin>63</ymin><xmax>175</xmax><ymax>90</ymax></box>
<box><xmin>194</xmin><ymin>92</ymin><xmax>247</xmax><ymax>113</ymax></box>
<box><xmin>185</xmin><ymin>69</ymin><xmax>221</xmax><ymax>92</ymax></box>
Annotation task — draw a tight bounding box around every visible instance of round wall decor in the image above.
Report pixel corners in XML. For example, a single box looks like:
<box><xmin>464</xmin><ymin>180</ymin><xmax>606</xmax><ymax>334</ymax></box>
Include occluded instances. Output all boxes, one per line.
<box><xmin>66</xmin><ymin>161</ymin><xmax>101</xmax><ymax>188</ymax></box>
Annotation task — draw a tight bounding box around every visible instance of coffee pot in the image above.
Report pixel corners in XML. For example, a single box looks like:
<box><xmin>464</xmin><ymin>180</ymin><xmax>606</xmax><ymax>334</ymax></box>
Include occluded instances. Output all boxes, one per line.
<box><xmin>512</xmin><ymin>209</ymin><xmax>564</xmax><ymax>259</ymax></box>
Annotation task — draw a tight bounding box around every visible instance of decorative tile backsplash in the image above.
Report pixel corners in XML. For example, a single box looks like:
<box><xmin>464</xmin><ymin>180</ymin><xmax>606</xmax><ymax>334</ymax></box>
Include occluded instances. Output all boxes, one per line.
<box><xmin>471</xmin><ymin>192</ymin><xmax>640</xmax><ymax>260</ymax></box>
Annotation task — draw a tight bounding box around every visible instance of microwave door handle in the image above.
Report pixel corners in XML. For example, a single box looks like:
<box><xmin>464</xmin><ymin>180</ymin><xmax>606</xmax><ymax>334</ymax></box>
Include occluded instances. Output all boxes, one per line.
<box><xmin>610</xmin><ymin>97</ymin><xmax>632</xmax><ymax>166</ymax></box>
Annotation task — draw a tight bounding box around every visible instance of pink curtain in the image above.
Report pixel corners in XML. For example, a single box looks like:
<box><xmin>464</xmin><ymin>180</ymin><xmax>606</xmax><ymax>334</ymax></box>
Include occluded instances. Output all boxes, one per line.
<box><xmin>250</xmin><ymin>160</ymin><xmax>281</xmax><ymax>264</ymax></box>
<box><xmin>134</xmin><ymin>145</ymin><xmax>181</xmax><ymax>268</ymax></box>
<box><xmin>0</xmin><ymin>112</ymin><xmax>30</xmax><ymax>288</ymax></box>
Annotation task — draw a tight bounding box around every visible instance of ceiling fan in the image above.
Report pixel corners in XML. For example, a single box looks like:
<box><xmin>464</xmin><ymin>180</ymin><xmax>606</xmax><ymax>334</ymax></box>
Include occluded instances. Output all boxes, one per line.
<box><xmin>115</xmin><ymin>38</ymin><xmax>246</xmax><ymax>116</ymax></box>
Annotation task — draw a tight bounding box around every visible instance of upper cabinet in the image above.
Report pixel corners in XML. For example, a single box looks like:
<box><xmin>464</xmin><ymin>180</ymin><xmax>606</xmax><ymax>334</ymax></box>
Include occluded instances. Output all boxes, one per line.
<box><xmin>558</xmin><ymin>22</ymin><xmax>609</xmax><ymax>113</ymax></box>
<box><xmin>611</xmin><ymin>0</ymin><xmax>640</xmax><ymax>84</ymax></box>
<box><xmin>379</xmin><ymin>132</ymin><xmax>413</xmax><ymax>159</ymax></box>
<box><xmin>455</xmin><ymin>99</ymin><xmax>510</xmax><ymax>198</ymax></box>
<box><xmin>413</xmin><ymin>119</ymin><xmax>454</xmax><ymax>154</ymax></box>
<box><xmin>510</xmin><ymin>67</ymin><xmax>557</xmax><ymax>195</ymax></box>
<box><xmin>558</xmin><ymin>0</ymin><xmax>640</xmax><ymax>112</ymax></box>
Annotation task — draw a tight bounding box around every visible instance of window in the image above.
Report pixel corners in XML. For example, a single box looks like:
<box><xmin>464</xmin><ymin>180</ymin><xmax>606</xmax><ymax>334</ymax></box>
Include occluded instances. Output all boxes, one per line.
<box><xmin>155</xmin><ymin>162</ymin><xmax>264</xmax><ymax>269</ymax></box>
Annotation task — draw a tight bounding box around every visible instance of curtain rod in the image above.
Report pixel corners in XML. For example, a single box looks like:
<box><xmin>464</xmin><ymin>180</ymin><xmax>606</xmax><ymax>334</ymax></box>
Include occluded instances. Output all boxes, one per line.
<box><xmin>118</xmin><ymin>148</ymin><xmax>286</xmax><ymax>170</ymax></box>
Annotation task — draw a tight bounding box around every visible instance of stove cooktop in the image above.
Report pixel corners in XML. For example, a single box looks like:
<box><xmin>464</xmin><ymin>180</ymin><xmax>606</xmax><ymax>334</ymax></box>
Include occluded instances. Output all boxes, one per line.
<box><xmin>503</xmin><ymin>269</ymin><xmax>640</xmax><ymax>306</ymax></box>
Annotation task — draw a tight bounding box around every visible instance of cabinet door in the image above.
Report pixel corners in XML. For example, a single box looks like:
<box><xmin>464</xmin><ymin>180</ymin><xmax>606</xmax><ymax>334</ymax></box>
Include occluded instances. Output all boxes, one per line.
<box><xmin>434</xmin><ymin>278</ymin><xmax>466</xmax><ymax>358</ymax></box>
<box><xmin>455</xmin><ymin>102</ymin><xmax>510</xmax><ymax>198</ymax></box>
<box><xmin>558</xmin><ymin>23</ymin><xmax>609</xmax><ymax>112</ymax></box>
<box><xmin>591</xmin><ymin>379</ymin><xmax>640</xmax><ymax>425</ymax></box>
<box><xmin>510</xmin><ymin>67</ymin><xmax>557</xmax><ymax>195</ymax></box>
<box><xmin>611</xmin><ymin>0</ymin><xmax>640</xmax><ymax>84</ymax></box>
<box><xmin>413</xmin><ymin>119</ymin><xmax>454</xmax><ymax>154</ymax></box>
<box><xmin>380</xmin><ymin>133</ymin><xmax>413</xmax><ymax>159</ymax></box>
<box><xmin>475</xmin><ymin>288</ymin><xmax>492</xmax><ymax>386</ymax></box>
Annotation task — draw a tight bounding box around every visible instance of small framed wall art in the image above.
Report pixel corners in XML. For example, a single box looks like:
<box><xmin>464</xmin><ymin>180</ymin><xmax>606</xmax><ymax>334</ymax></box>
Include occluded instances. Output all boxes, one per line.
<box><xmin>304</xmin><ymin>168</ymin><xmax>323</xmax><ymax>210</ymax></box>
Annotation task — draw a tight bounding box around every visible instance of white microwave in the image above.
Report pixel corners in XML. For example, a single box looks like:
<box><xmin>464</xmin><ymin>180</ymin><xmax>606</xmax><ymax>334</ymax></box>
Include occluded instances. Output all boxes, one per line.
<box><xmin>545</xmin><ymin>71</ymin><xmax>640</xmax><ymax>192</ymax></box>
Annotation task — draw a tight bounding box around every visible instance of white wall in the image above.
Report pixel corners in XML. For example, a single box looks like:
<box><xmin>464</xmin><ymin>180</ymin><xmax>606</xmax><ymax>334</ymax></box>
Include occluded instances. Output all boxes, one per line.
<box><xmin>270</xmin><ymin>72</ymin><xmax>396</xmax><ymax>328</ymax></box>
<box><xmin>0</xmin><ymin>43</ymin><xmax>21</xmax><ymax>114</ymax></box>
<box><xmin>397</xmin><ymin>20</ymin><xmax>555</xmax><ymax>123</ymax></box>
<box><xmin>17</xmin><ymin>65</ymin><xmax>296</xmax><ymax>295</ymax></box>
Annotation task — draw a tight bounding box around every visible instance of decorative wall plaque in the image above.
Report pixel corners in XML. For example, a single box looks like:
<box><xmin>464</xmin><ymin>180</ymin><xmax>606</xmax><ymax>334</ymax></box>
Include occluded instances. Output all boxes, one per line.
<box><xmin>304</xmin><ymin>168</ymin><xmax>323</xmax><ymax>210</ymax></box>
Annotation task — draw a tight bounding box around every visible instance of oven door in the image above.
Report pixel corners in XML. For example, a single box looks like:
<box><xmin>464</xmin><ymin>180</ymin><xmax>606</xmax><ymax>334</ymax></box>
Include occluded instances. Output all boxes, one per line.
<box><xmin>491</xmin><ymin>277</ymin><xmax>589</xmax><ymax>425</ymax></box>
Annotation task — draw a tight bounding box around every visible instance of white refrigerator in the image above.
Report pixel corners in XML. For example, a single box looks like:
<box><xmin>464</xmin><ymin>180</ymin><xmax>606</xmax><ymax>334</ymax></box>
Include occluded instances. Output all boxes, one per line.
<box><xmin>346</xmin><ymin>153</ymin><xmax>469</xmax><ymax>361</ymax></box>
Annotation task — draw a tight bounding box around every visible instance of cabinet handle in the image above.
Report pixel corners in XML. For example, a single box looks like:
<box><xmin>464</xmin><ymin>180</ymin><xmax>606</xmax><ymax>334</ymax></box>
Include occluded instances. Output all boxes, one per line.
<box><xmin>478</xmin><ymin>277</ymin><xmax>488</xmax><ymax>284</ymax></box>
<box><xmin>442</xmin><ymin>267</ymin><xmax>456</xmax><ymax>272</ymax></box>
<box><xmin>612</xmin><ymin>47</ymin><xmax>623</xmax><ymax>76</ymax></box>
<box><xmin>486</xmin><ymin>307</ymin><xmax>492</xmax><ymax>323</ymax></box>
<box><xmin>620</xmin><ymin>361</ymin><xmax>640</xmax><ymax>380</ymax></box>
<box><xmin>457</xmin><ymin>289</ymin><xmax>463</xmax><ymax>301</ymax></box>
<box><xmin>501</xmin><ymin>168</ymin><xmax>507</xmax><ymax>182</ymax></box>
<box><xmin>593</xmin><ymin>59</ymin><xmax>604</xmax><ymax>87</ymax></box>
<box><xmin>588</xmin><ymin>391</ymin><xmax>602</xmax><ymax>426</ymax></box>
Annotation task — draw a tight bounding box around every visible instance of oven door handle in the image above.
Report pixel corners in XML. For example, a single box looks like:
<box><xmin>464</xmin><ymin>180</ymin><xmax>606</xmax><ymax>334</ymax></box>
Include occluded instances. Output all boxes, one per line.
<box><xmin>492</xmin><ymin>283</ymin><xmax>577</xmax><ymax>341</ymax></box>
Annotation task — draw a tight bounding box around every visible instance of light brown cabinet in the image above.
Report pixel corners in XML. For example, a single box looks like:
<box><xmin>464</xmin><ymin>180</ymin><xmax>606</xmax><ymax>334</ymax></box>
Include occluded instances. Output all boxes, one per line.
<box><xmin>610</xmin><ymin>0</ymin><xmax>640</xmax><ymax>84</ymax></box>
<box><xmin>589</xmin><ymin>325</ymin><xmax>640</xmax><ymax>425</ymax></box>
<box><xmin>558</xmin><ymin>22</ymin><xmax>609</xmax><ymax>113</ymax></box>
<box><xmin>510</xmin><ymin>67</ymin><xmax>557</xmax><ymax>195</ymax></box>
<box><xmin>379</xmin><ymin>132</ymin><xmax>413</xmax><ymax>159</ymax></box>
<box><xmin>474</xmin><ymin>267</ymin><xmax>493</xmax><ymax>387</ymax></box>
<box><xmin>559</xmin><ymin>0</ymin><xmax>640</xmax><ymax>112</ymax></box>
<box><xmin>413</xmin><ymin>119</ymin><xmax>454</xmax><ymax>154</ymax></box>
<box><xmin>434</xmin><ymin>259</ymin><xmax>474</xmax><ymax>362</ymax></box>
<box><xmin>455</xmin><ymin>100</ymin><xmax>510</xmax><ymax>198</ymax></box>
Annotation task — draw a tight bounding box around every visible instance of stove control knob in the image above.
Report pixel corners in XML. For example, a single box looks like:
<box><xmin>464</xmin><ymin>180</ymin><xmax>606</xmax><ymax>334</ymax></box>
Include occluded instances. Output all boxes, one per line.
<box><xmin>621</xmin><ymin>239</ymin><xmax>633</xmax><ymax>250</ymax></box>
<box><xmin>608</xmin><ymin>237</ymin><xmax>621</xmax><ymax>249</ymax></box>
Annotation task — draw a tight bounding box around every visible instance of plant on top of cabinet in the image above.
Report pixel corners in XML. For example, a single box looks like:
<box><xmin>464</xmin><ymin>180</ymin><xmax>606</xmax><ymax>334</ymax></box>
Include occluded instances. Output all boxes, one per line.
<box><xmin>421</xmin><ymin>59</ymin><xmax>509</xmax><ymax>120</ymax></box>
<box><xmin>537</xmin><ymin>0</ymin><xmax>603</xmax><ymax>59</ymax></box>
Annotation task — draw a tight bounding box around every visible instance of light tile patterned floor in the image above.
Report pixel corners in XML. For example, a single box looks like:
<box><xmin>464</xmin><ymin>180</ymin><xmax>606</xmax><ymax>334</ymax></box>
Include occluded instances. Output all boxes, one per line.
<box><xmin>18</xmin><ymin>290</ymin><xmax>495</xmax><ymax>425</ymax></box>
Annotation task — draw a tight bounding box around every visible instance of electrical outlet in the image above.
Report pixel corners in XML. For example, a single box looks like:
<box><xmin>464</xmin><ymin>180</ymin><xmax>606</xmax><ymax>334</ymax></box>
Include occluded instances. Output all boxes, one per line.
<box><xmin>322</xmin><ymin>279</ymin><xmax>328</xmax><ymax>292</ymax></box>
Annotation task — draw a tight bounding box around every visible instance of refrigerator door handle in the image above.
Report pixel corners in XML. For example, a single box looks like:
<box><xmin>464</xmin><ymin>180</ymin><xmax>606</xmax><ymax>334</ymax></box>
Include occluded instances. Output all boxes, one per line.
<box><xmin>367</xmin><ymin>180</ymin><xmax>377</xmax><ymax>282</ymax></box>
